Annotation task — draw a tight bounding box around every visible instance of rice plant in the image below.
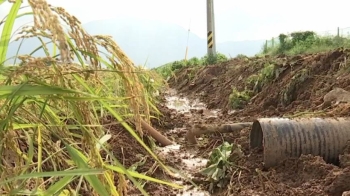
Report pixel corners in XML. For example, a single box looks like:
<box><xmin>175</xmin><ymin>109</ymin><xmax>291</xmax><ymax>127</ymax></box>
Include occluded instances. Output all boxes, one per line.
<box><xmin>0</xmin><ymin>0</ymin><xmax>180</xmax><ymax>195</ymax></box>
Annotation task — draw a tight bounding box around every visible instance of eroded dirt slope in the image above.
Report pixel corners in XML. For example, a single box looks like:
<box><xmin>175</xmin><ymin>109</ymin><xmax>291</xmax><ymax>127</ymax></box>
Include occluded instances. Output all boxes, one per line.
<box><xmin>168</xmin><ymin>48</ymin><xmax>350</xmax><ymax>117</ymax></box>
<box><xmin>165</xmin><ymin>48</ymin><xmax>350</xmax><ymax>196</ymax></box>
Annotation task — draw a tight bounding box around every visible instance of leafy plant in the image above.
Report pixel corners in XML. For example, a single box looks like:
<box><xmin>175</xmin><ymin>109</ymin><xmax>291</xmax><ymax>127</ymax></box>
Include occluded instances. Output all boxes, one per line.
<box><xmin>245</xmin><ymin>63</ymin><xmax>276</xmax><ymax>92</ymax></box>
<box><xmin>229</xmin><ymin>88</ymin><xmax>251</xmax><ymax>109</ymax></box>
<box><xmin>171</xmin><ymin>60</ymin><xmax>186</xmax><ymax>70</ymax></box>
<box><xmin>202</xmin><ymin>53</ymin><xmax>228</xmax><ymax>65</ymax></box>
<box><xmin>281</xmin><ymin>68</ymin><xmax>310</xmax><ymax>105</ymax></box>
<box><xmin>260</xmin><ymin>63</ymin><xmax>276</xmax><ymax>81</ymax></box>
<box><xmin>186</xmin><ymin>57</ymin><xmax>202</xmax><ymax>66</ymax></box>
<box><xmin>200</xmin><ymin>142</ymin><xmax>243</xmax><ymax>192</ymax></box>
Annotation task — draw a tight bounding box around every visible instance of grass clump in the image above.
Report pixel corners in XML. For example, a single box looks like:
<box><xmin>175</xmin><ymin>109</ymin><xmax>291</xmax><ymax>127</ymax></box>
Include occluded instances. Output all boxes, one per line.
<box><xmin>246</xmin><ymin>63</ymin><xmax>276</xmax><ymax>93</ymax></box>
<box><xmin>228</xmin><ymin>87</ymin><xmax>251</xmax><ymax>109</ymax></box>
<box><xmin>0</xmin><ymin>0</ymin><xmax>180</xmax><ymax>195</ymax></box>
<box><xmin>154</xmin><ymin>53</ymin><xmax>228</xmax><ymax>79</ymax></box>
<box><xmin>281</xmin><ymin>68</ymin><xmax>310</xmax><ymax>106</ymax></box>
<box><xmin>259</xmin><ymin>63</ymin><xmax>276</xmax><ymax>81</ymax></box>
<box><xmin>201</xmin><ymin>53</ymin><xmax>228</xmax><ymax>65</ymax></box>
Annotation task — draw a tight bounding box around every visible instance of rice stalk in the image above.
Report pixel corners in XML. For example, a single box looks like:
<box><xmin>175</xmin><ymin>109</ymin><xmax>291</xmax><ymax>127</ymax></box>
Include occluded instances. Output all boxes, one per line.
<box><xmin>0</xmin><ymin>0</ymin><xmax>179</xmax><ymax>195</ymax></box>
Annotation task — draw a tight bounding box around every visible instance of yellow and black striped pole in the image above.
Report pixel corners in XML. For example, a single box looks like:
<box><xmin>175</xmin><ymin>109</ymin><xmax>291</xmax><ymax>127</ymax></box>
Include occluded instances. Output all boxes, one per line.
<box><xmin>207</xmin><ymin>30</ymin><xmax>213</xmax><ymax>49</ymax></box>
<box><xmin>206</xmin><ymin>0</ymin><xmax>216</xmax><ymax>56</ymax></box>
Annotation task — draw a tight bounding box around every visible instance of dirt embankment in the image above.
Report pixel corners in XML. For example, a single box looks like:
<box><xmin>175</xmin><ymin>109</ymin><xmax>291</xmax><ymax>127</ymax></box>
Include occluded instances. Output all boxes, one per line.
<box><xmin>101</xmin><ymin>48</ymin><xmax>350</xmax><ymax>196</ymax></box>
<box><xmin>165</xmin><ymin>48</ymin><xmax>350</xmax><ymax>195</ymax></box>
<box><xmin>168</xmin><ymin>48</ymin><xmax>350</xmax><ymax>118</ymax></box>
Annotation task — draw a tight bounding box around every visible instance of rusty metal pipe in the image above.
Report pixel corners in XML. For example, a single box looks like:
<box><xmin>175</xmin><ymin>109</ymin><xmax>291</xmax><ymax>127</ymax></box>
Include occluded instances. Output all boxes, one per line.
<box><xmin>250</xmin><ymin>117</ymin><xmax>350</xmax><ymax>168</ymax></box>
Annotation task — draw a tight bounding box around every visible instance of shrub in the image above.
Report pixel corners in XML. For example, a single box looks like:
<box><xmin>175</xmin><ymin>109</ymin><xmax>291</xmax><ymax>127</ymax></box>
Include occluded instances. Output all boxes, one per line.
<box><xmin>229</xmin><ymin>88</ymin><xmax>251</xmax><ymax>109</ymax></box>
<box><xmin>202</xmin><ymin>53</ymin><xmax>228</xmax><ymax>65</ymax></box>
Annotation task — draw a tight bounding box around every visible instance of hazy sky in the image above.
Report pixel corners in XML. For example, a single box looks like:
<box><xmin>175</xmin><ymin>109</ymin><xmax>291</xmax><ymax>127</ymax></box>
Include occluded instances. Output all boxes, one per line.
<box><xmin>1</xmin><ymin>0</ymin><xmax>350</xmax><ymax>43</ymax></box>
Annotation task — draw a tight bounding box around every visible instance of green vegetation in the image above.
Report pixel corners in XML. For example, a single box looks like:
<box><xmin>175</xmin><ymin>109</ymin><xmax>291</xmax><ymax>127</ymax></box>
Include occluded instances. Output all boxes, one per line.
<box><xmin>154</xmin><ymin>53</ymin><xmax>228</xmax><ymax>79</ymax></box>
<box><xmin>245</xmin><ymin>62</ymin><xmax>276</xmax><ymax>93</ymax></box>
<box><xmin>228</xmin><ymin>87</ymin><xmax>251</xmax><ymax>109</ymax></box>
<box><xmin>262</xmin><ymin>30</ymin><xmax>350</xmax><ymax>55</ymax></box>
<box><xmin>0</xmin><ymin>0</ymin><xmax>180</xmax><ymax>195</ymax></box>
<box><xmin>235</xmin><ymin>54</ymin><xmax>249</xmax><ymax>61</ymax></box>
<box><xmin>228</xmin><ymin>61</ymin><xmax>278</xmax><ymax>110</ymax></box>
<box><xmin>200</xmin><ymin>142</ymin><xmax>243</xmax><ymax>193</ymax></box>
<box><xmin>281</xmin><ymin>68</ymin><xmax>310</xmax><ymax>105</ymax></box>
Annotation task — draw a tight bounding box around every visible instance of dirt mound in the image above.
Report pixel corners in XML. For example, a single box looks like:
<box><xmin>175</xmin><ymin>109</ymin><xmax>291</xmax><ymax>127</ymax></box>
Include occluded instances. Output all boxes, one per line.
<box><xmin>168</xmin><ymin>48</ymin><xmax>350</xmax><ymax>117</ymax></box>
<box><xmin>194</xmin><ymin>127</ymin><xmax>350</xmax><ymax>196</ymax></box>
<box><xmin>168</xmin><ymin>56</ymin><xmax>266</xmax><ymax>111</ymax></box>
<box><xmin>225</xmin><ymin>155</ymin><xmax>335</xmax><ymax>196</ymax></box>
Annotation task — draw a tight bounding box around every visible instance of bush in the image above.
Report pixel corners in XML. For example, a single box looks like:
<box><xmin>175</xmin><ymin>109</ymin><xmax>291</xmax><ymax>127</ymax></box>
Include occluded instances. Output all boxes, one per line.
<box><xmin>155</xmin><ymin>53</ymin><xmax>229</xmax><ymax>78</ymax></box>
<box><xmin>245</xmin><ymin>63</ymin><xmax>276</xmax><ymax>93</ymax></box>
<box><xmin>186</xmin><ymin>57</ymin><xmax>202</xmax><ymax>66</ymax></box>
<box><xmin>229</xmin><ymin>88</ymin><xmax>251</xmax><ymax>109</ymax></box>
<box><xmin>202</xmin><ymin>53</ymin><xmax>228</xmax><ymax>65</ymax></box>
<box><xmin>171</xmin><ymin>60</ymin><xmax>186</xmax><ymax>70</ymax></box>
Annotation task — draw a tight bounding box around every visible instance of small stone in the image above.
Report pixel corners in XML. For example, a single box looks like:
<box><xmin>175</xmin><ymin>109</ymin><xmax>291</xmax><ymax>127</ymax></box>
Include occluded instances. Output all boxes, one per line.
<box><xmin>342</xmin><ymin>191</ymin><xmax>350</xmax><ymax>196</ymax></box>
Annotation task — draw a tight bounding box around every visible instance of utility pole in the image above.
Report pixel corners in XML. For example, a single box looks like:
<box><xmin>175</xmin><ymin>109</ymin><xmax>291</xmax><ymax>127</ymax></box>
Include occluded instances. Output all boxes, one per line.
<box><xmin>184</xmin><ymin>19</ymin><xmax>191</xmax><ymax>61</ymax></box>
<box><xmin>207</xmin><ymin>0</ymin><xmax>216</xmax><ymax>57</ymax></box>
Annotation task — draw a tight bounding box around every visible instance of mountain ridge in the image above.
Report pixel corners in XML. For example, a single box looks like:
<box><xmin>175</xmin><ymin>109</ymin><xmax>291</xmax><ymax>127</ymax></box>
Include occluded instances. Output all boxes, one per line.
<box><xmin>6</xmin><ymin>17</ymin><xmax>265</xmax><ymax>68</ymax></box>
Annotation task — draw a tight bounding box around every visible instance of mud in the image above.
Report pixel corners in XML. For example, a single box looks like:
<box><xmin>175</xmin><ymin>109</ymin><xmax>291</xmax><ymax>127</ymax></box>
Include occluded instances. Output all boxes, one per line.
<box><xmin>105</xmin><ymin>48</ymin><xmax>350</xmax><ymax>195</ymax></box>
<box><xmin>164</xmin><ymin>48</ymin><xmax>350</xmax><ymax>195</ymax></box>
<box><xmin>102</xmin><ymin>91</ymin><xmax>220</xmax><ymax>196</ymax></box>
<box><xmin>106</xmin><ymin>89</ymin><xmax>350</xmax><ymax>196</ymax></box>
<box><xmin>100</xmin><ymin>120</ymin><xmax>168</xmax><ymax>195</ymax></box>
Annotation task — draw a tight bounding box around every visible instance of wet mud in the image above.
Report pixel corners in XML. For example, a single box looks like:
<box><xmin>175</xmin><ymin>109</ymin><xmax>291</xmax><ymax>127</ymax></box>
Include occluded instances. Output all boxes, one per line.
<box><xmin>109</xmin><ymin>48</ymin><xmax>350</xmax><ymax>195</ymax></box>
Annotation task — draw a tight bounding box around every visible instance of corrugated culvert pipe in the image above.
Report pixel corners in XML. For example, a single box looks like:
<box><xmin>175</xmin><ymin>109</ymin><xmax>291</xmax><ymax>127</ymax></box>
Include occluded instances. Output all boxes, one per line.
<box><xmin>249</xmin><ymin>117</ymin><xmax>350</xmax><ymax>168</ymax></box>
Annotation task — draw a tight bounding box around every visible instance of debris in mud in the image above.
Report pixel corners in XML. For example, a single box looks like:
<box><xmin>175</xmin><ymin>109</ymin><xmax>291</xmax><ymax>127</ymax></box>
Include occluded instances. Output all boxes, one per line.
<box><xmin>103</xmin><ymin>123</ymin><xmax>159</xmax><ymax>195</ymax></box>
<box><xmin>320</xmin><ymin>87</ymin><xmax>350</xmax><ymax>108</ymax></box>
<box><xmin>185</xmin><ymin>122</ymin><xmax>252</xmax><ymax>145</ymax></box>
<box><xmin>150</xmin><ymin>96</ymin><xmax>185</xmax><ymax>130</ymax></box>
<box><xmin>324</xmin><ymin>167</ymin><xmax>350</xmax><ymax>196</ymax></box>
<box><xmin>324</xmin><ymin>141</ymin><xmax>350</xmax><ymax>196</ymax></box>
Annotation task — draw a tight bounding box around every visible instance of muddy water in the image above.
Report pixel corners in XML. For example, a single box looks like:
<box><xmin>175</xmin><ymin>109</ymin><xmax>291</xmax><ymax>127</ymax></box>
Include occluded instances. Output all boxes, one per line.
<box><xmin>156</xmin><ymin>89</ymin><xmax>217</xmax><ymax>196</ymax></box>
<box><xmin>164</xmin><ymin>89</ymin><xmax>220</xmax><ymax>118</ymax></box>
<box><xmin>164</xmin><ymin>89</ymin><xmax>207</xmax><ymax>113</ymax></box>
